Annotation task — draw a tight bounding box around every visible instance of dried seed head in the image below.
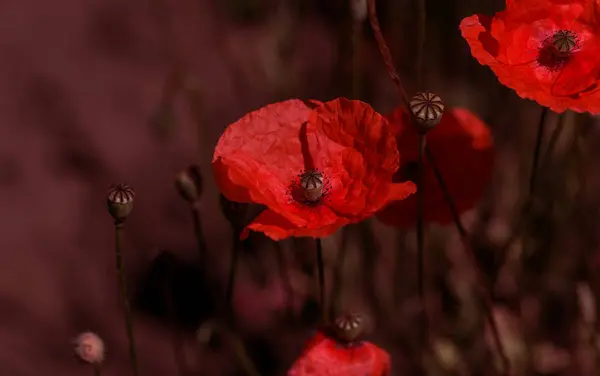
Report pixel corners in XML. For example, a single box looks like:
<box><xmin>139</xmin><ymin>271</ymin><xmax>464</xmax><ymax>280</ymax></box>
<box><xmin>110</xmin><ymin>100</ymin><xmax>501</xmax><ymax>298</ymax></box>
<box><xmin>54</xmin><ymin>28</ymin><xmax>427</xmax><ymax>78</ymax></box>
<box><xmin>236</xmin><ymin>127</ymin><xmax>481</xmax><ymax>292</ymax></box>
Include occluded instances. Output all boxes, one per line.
<box><xmin>552</xmin><ymin>30</ymin><xmax>577</xmax><ymax>56</ymax></box>
<box><xmin>410</xmin><ymin>92</ymin><xmax>445</xmax><ymax>132</ymax></box>
<box><xmin>219</xmin><ymin>194</ymin><xmax>249</xmax><ymax>229</ymax></box>
<box><xmin>332</xmin><ymin>312</ymin><xmax>364</xmax><ymax>343</ymax></box>
<box><xmin>107</xmin><ymin>184</ymin><xmax>135</xmax><ymax>222</ymax></box>
<box><xmin>175</xmin><ymin>164</ymin><xmax>203</xmax><ymax>203</ymax></box>
<box><xmin>300</xmin><ymin>170</ymin><xmax>324</xmax><ymax>202</ymax></box>
<box><xmin>74</xmin><ymin>332</ymin><xmax>105</xmax><ymax>365</ymax></box>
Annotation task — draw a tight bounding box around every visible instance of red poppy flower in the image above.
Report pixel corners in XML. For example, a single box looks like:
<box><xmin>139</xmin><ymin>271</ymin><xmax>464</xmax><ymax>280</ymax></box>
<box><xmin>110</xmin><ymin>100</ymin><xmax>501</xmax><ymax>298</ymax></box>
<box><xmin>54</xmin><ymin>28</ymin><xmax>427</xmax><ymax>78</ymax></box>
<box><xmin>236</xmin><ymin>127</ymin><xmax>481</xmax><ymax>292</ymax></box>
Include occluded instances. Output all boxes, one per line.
<box><xmin>376</xmin><ymin>106</ymin><xmax>494</xmax><ymax>227</ymax></box>
<box><xmin>212</xmin><ymin>98</ymin><xmax>416</xmax><ymax>241</ymax></box>
<box><xmin>460</xmin><ymin>0</ymin><xmax>600</xmax><ymax>113</ymax></box>
<box><xmin>287</xmin><ymin>331</ymin><xmax>391</xmax><ymax>376</ymax></box>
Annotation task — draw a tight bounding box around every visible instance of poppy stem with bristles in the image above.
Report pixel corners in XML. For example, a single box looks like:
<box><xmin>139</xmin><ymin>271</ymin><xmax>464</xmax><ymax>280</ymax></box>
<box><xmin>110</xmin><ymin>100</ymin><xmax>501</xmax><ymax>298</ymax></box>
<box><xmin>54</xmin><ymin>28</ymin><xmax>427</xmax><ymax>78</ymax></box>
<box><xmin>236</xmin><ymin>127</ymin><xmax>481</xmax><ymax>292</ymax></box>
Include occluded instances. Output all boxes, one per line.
<box><xmin>315</xmin><ymin>238</ymin><xmax>326</xmax><ymax>323</ymax></box>
<box><xmin>424</xmin><ymin>147</ymin><xmax>511</xmax><ymax>375</ymax></box>
<box><xmin>416</xmin><ymin>133</ymin><xmax>427</xmax><ymax>345</ymax></box>
<box><xmin>114</xmin><ymin>221</ymin><xmax>140</xmax><ymax>376</ymax></box>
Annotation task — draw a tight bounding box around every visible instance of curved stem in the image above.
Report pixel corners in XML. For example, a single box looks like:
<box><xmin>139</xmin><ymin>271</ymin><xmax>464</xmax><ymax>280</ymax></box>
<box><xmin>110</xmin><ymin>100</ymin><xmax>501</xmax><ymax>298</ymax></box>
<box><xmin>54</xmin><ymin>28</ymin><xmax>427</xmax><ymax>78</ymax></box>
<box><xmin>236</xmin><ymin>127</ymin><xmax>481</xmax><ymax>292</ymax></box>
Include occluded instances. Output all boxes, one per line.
<box><xmin>315</xmin><ymin>238</ymin><xmax>326</xmax><ymax>323</ymax></box>
<box><xmin>528</xmin><ymin>107</ymin><xmax>549</xmax><ymax>196</ymax></box>
<box><xmin>416</xmin><ymin>0</ymin><xmax>427</xmax><ymax>88</ymax></box>
<box><xmin>416</xmin><ymin>133</ymin><xmax>427</xmax><ymax>343</ymax></box>
<box><xmin>424</xmin><ymin>148</ymin><xmax>510</xmax><ymax>375</ymax></box>
<box><xmin>367</xmin><ymin>0</ymin><xmax>410</xmax><ymax>108</ymax></box>
<box><xmin>191</xmin><ymin>202</ymin><xmax>207</xmax><ymax>268</ymax></box>
<box><xmin>114</xmin><ymin>221</ymin><xmax>140</xmax><ymax>376</ymax></box>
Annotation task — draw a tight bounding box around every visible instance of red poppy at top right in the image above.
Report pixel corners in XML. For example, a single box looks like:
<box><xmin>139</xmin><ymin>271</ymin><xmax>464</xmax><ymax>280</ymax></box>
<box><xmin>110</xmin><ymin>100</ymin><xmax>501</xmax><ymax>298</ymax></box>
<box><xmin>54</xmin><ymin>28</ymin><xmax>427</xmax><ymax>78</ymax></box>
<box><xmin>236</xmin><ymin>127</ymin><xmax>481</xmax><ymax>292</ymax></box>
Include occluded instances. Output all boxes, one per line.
<box><xmin>460</xmin><ymin>0</ymin><xmax>600</xmax><ymax>113</ymax></box>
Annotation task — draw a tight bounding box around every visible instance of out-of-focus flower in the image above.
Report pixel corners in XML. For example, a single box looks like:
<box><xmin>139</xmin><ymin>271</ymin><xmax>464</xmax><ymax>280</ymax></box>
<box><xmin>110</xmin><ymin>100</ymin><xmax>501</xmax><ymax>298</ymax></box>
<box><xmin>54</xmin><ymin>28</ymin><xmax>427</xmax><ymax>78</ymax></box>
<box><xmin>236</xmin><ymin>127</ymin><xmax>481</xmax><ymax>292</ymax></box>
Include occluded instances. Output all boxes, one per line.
<box><xmin>213</xmin><ymin>98</ymin><xmax>415</xmax><ymax>240</ymax></box>
<box><xmin>287</xmin><ymin>331</ymin><xmax>390</xmax><ymax>376</ymax></box>
<box><xmin>376</xmin><ymin>106</ymin><xmax>494</xmax><ymax>227</ymax></box>
<box><xmin>460</xmin><ymin>0</ymin><xmax>600</xmax><ymax>113</ymax></box>
<box><xmin>74</xmin><ymin>332</ymin><xmax>105</xmax><ymax>365</ymax></box>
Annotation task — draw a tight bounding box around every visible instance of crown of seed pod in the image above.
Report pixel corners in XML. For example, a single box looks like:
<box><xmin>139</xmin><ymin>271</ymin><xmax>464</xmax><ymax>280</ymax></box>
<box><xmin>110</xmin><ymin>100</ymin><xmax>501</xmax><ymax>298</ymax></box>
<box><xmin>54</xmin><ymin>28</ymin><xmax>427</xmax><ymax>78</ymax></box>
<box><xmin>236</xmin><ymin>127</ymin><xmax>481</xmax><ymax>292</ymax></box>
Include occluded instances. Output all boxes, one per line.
<box><xmin>107</xmin><ymin>183</ymin><xmax>135</xmax><ymax>222</ymax></box>
<box><xmin>175</xmin><ymin>164</ymin><xmax>203</xmax><ymax>203</ymax></box>
<box><xmin>551</xmin><ymin>30</ymin><xmax>577</xmax><ymax>56</ymax></box>
<box><xmin>332</xmin><ymin>312</ymin><xmax>364</xmax><ymax>343</ymax></box>
<box><xmin>300</xmin><ymin>170</ymin><xmax>324</xmax><ymax>202</ymax></box>
<box><xmin>410</xmin><ymin>92</ymin><xmax>445</xmax><ymax>132</ymax></box>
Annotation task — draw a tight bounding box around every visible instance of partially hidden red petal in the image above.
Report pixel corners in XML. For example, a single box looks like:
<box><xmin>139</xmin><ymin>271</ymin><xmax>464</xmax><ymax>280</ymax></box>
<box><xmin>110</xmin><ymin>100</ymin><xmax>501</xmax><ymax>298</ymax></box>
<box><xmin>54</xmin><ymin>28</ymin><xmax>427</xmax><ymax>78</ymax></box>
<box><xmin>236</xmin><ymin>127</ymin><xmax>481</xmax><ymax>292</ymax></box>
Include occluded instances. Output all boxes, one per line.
<box><xmin>242</xmin><ymin>209</ymin><xmax>346</xmax><ymax>241</ymax></box>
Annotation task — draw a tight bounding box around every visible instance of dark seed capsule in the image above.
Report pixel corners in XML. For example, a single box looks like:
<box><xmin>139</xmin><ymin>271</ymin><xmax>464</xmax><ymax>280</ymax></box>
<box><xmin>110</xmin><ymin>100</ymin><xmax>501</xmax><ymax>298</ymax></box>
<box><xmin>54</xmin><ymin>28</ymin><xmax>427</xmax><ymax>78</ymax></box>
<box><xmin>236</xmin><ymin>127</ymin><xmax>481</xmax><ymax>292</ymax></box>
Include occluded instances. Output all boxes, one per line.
<box><xmin>175</xmin><ymin>164</ymin><xmax>203</xmax><ymax>202</ymax></box>
<box><xmin>332</xmin><ymin>312</ymin><xmax>364</xmax><ymax>343</ymax></box>
<box><xmin>552</xmin><ymin>30</ymin><xmax>577</xmax><ymax>56</ymax></box>
<box><xmin>107</xmin><ymin>183</ymin><xmax>135</xmax><ymax>221</ymax></box>
<box><xmin>300</xmin><ymin>170</ymin><xmax>324</xmax><ymax>202</ymax></box>
<box><xmin>410</xmin><ymin>92</ymin><xmax>445</xmax><ymax>132</ymax></box>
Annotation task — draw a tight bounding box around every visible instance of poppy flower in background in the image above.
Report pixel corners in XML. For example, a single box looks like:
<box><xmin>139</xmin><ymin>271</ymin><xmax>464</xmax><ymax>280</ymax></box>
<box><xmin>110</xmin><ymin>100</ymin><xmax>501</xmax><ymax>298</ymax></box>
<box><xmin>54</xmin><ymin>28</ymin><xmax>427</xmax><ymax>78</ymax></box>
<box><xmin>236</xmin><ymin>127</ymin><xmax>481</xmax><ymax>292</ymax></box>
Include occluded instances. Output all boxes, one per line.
<box><xmin>376</xmin><ymin>106</ymin><xmax>494</xmax><ymax>227</ymax></box>
<box><xmin>460</xmin><ymin>0</ymin><xmax>600</xmax><ymax>113</ymax></box>
<box><xmin>287</xmin><ymin>331</ymin><xmax>390</xmax><ymax>376</ymax></box>
<box><xmin>212</xmin><ymin>98</ymin><xmax>416</xmax><ymax>241</ymax></box>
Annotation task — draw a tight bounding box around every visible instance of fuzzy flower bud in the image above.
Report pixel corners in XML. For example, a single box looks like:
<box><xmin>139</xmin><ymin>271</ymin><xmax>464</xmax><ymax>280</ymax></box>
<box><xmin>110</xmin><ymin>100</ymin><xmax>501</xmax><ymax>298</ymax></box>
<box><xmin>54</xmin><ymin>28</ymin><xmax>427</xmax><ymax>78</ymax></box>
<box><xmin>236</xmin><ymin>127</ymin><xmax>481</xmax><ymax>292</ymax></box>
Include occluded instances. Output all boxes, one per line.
<box><xmin>350</xmin><ymin>0</ymin><xmax>367</xmax><ymax>22</ymax></box>
<box><xmin>74</xmin><ymin>332</ymin><xmax>105</xmax><ymax>365</ymax></box>
<box><xmin>175</xmin><ymin>164</ymin><xmax>203</xmax><ymax>203</ymax></box>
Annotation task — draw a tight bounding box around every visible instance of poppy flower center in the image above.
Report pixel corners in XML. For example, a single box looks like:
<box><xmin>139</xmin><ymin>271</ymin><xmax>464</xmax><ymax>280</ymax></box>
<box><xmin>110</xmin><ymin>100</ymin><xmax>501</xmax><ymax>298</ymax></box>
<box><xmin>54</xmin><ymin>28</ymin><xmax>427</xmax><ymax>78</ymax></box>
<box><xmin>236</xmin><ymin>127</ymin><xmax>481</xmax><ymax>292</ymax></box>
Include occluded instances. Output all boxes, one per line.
<box><xmin>537</xmin><ymin>30</ymin><xmax>579</xmax><ymax>70</ymax></box>
<box><xmin>288</xmin><ymin>168</ymin><xmax>331</xmax><ymax>206</ymax></box>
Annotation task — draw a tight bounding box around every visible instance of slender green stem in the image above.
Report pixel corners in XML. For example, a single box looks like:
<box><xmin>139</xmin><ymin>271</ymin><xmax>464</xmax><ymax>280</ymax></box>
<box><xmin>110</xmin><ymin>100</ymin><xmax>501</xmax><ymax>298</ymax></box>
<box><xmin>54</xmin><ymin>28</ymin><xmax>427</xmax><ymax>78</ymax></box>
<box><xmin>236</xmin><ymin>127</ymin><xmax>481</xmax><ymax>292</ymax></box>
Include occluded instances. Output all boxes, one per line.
<box><xmin>115</xmin><ymin>221</ymin><xmax>140</xmax><ymax>376</ymax></box>
<box><xmin>315</xmin><ymin>238</ymin><xmax>326</xmax><ymax>323</ymax></box>
<box><xmin>416</xmin><ymin>0</ymin><xmax>427</xmax><ymax>88</ymax></box>
<box><xmin>416</xmin><ymin>133</ymin><xmax>427</xmax><ymax>342</ymax></box>
<box><xmin>191</xmin><ymin>203</ymin><xmax>207</xmax><ymax>268</ymax></box>
<box><xmin>424</xmin><ymin>147</ymin><xmax>510</xmax><ymax>375</ymax></box>
<box><xmin>528</xmin><ymin>107</ymin><xmax>549</xmax><ymax>196</ymax></box>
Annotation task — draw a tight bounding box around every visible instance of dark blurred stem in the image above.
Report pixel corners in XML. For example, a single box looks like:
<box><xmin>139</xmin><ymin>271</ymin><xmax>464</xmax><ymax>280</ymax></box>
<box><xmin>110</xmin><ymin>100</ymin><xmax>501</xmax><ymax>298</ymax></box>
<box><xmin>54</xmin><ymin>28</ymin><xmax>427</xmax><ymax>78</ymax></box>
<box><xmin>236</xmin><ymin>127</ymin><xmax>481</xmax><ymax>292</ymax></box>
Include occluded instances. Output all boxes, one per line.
<box><xmin>416</xmin><ymin>133</ymin><xmax>427</xmax><ymax>342</ymax></box>
<box><xmin>529</xmin><ymin>107</ymin><xmax>549</xmax><ymax>196</ymax></box>
<box><xmin>225</xmin><ymin>229</ymin><xmax>241</xmax><ymax>310</ymax></box>
<box><xmin>351</xmin><ymin>18</ymin><xmax>362</xmax><ymax>99</ymax></box>
<box><xmin>367</xmin><ymin>0</ymin><xmax>410</xmax><ymax>108</ymax></box>
<box><xmin>416</xmin><ymin>0</ymin><xmax>426</xmax><ymax>87</ymax></box>
<box><xmin>93</xmin><ymin>365</ymin><xmax>101</xmax><ymax>376</ymax></box>
<box><xmin>191</xmin><ymin>202</ymin><xmax>208</xmax><ymax>269</ymax></box>
<box><xmin>114</xmin><ymin>221</ymin><xmax>140</xmax><ymax>376</ymax></box>
<box><xmin>315</xmin><ymin>238</ymin><xmax>326</xmax><ymax>323</ymax></box>
<box><xmin>424</xmin><ymin>147</ymin><xmax>510</xmax><ymax>375</ymax></box>
<box><xmin>273</xmin><ymin>241</ymin><xmax>295</xmax><ymax>318</ymax></box>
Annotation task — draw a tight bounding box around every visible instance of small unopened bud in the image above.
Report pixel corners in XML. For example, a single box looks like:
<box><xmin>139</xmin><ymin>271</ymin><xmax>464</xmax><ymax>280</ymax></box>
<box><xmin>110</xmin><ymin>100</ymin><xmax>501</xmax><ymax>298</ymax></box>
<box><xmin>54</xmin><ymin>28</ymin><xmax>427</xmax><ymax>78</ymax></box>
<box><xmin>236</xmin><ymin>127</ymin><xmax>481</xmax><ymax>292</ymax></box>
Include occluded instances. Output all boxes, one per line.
<box><xmin>107</xmin><ymin>184</ymin><xmax>135</xmax><ymax>222</ymax></box>
<box><xmin>350</xmin><ymin>0</ymin><xmax>367</xmax><ymax>22</ymax></box>
<box><xmin>300</xmin><ymin>170</ymin><xmax>324</xmax><ymax>202</ymax></box>
<box><xmin>175</xmin><ymin>164</ymin><xmax>203</xmax><ymax>202</ymax></box>
<box><xmin>219</xmin><ymin>194</ymin><xmax>249</xmax><ymax>229</ymax></box>
<box><xmin>74</xmin><ymin>332</ymin><xmax>105</xmax><ymax>365</ymax></box>
<box><xmin>332</xmin><ymin>312</ymin><xmax>364</xmax><ymax>343</ymax></box>
<box><xmin>410</xmin><ymin>92</ymin><xmax>444</xmax><ymax>132</ymax></box>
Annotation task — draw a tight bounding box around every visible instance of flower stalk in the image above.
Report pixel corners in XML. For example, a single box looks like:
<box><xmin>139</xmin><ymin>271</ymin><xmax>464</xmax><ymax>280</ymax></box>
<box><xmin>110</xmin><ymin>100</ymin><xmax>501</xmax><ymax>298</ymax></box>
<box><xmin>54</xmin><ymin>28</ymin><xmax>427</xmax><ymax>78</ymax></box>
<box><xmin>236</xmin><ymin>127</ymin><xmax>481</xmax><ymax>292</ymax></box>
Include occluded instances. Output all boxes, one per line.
<box><xmin>315</xmin><ymin>238</ymin><xmax>327</xmax><ymax>323</ymax></box>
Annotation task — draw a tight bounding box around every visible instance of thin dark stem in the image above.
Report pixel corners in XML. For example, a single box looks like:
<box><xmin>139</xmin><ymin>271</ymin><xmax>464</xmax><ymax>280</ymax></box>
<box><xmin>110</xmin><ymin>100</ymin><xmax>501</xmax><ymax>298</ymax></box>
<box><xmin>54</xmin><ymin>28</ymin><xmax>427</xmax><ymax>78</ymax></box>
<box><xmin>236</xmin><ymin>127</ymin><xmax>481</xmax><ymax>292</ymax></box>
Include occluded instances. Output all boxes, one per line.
<box><xmin>367</xmin><ymin>0</ymin><xmax>410</xmax><ymax>108</ymax></box>
<box><xmin>416</xmin><ymin>133</ymin><xmax>427</xmax><ymax>342</ymax></box>
<box><xmin>424</xmin><ymin>147</ymin><xmax>510</xmax><ymax>374</ymax></box>
<box><xmin>416</xmin><ymin>0</ymin><xmax>427</xmax><ymax>87</ymax></box>
<box><xmin>315</xmin><ymin>238</ymin><xmax>326</xmax><ymax>323</ymax></box>
<box><xmin>114</xmin><ymin>222</ymin><xmax>140</xmax><ymax>376</ymax></box>
<box><xmin>272</xmin><ymin>241</ymin><xmax>295</xmax><ymax>319</ymax></box>
<box><xmin>351</xmin><ymin>19</ymin><xmax>362</xmax><ymax>99</ymax></box>
<box><xmin>225</xmin><ymin>229</ymin><xmax>241</xmax><ymax>310</ymax></box>
<box><xmin>528</xmin><ymin>107</ymin><xmax>549</xmax><ymax>196</ymax></box>
<box><xmin>331</xmin><ymin>227</ymin><xmax>352</xmax><ymax>322</ymax></box>
<box><xmin>93</xmin><ymin>365</ymin><xmax>101</xmax><ymax>376</ymax></box>
<box><xmin>191</xmin><ymin>203</ymin><xmax>207</xmax><ymax>268</ymax></box>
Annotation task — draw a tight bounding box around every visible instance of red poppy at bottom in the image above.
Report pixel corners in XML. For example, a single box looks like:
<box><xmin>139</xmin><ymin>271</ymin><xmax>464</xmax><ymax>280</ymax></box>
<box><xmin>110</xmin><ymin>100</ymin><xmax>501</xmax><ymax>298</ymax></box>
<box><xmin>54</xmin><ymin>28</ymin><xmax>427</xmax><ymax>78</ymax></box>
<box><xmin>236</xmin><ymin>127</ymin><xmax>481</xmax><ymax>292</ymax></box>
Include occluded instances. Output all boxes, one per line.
<box><xmin>287</xmin><ymin>332</ymin><xmax>390</xmax><ymax>376</ymax></box>
<box><xmin>213</xmin><ymin>98</ymin><xmax>416</xmax><ymax>240</ymax></box>
<box><xmin>376</xmin><ymin>106</ymin><xmax>494</xmax><ymax>227</ymax></box>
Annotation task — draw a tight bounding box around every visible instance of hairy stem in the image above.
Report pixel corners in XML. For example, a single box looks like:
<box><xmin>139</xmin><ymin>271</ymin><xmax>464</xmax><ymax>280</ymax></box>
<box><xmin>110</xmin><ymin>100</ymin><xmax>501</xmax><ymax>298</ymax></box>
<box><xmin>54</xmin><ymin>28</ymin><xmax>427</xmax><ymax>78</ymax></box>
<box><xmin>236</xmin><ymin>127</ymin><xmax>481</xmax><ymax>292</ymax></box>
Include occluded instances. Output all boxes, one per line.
<box><xmin>367</xmin><ymin>0</ymin><xmax>410</xmax><ymax>108</ymax></box>
<box><xmin>417</xmin><ymin>133</ymin><xmax>427</xmax><ymax>343</ymax></box>
<box><xmin>316</xmin><ymin>238</ymin><xmax>326</xmax><ymax>323</ymax></box>
<box><xmin>115</xmin><ymin>221</ymin><xmax>140</xmax><ymax>376</ymax></box>
<box><xmin>424</xmin><ymin>147</ymin><xmax>510</xmax><ymax>374</ymax></box>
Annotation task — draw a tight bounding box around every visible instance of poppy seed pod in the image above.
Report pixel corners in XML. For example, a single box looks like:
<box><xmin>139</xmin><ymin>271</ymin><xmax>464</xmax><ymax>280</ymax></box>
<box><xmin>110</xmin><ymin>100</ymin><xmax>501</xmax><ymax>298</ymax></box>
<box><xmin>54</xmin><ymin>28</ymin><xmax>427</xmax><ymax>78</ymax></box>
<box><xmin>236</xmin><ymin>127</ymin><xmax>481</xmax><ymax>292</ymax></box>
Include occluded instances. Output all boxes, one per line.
<box><xmin>551</xmin><ymin>30</ymin><xmax>577</xmax><ymax>56</ymax></box>
<box><xmin>332</xmin><ymin>312</ymin><xmax>364</xmax><ymax>343</ymax></box>
<box><xmin>175</xmin><ymin>164</ymin><xmax>203</xmax><ymax>202</ymax></box>
<box><xmin>410</xmin><ymin>92</ymin><xmax>445</xmax><ymax>132</ymax></box>
<box><xmin>300</xmin><ymin>170</ymin><xmax>324</xmax><ymax>202</ymax></box>
<box><xmin>107</xmin><ymin>184</ymin><xmax>135</xmax><ymax>222</ymax></box>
